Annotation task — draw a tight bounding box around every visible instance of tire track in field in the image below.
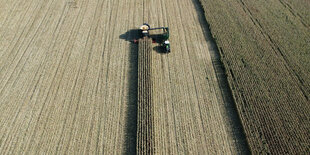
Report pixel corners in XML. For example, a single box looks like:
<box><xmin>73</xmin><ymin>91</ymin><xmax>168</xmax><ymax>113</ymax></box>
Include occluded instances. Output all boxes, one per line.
<box><xmin>0</xmin><ymin>0</ymin><xmax>136</xmax><ymax>154</ymax></box>
<box><xmin>198</xmin><ymin>0</ymin><xmax>309</xmax><ymax>153</ymax></box>
<box><xmin>236</xmin><ymin>0</ymin><xmax>309</xmax><ymax>153</ymax></box>
<box><xmin>238</xmin><ymin>0</ymin><xmax>309</xmax><ymax>100</ymax></box>
<box><xmin>23</xmin><ymin>3</ymin><xmax>83</xmax><ymax>154</ymax></box>
<box><xmin>0</xmin><ymin>0</ymin><xmax>64</xmax><ymax>152</ymax></box>
<box><xmin>192</xmin><ymin>0</ymin><xmax>250</xmax><ymax>153</ymax></box>
<box><xmin>1</xmin><ymin>1</ymin><xmax>78</xmax><ymax>153</ymax></box>
<box><xmin>278</xmin><ymin>0</ymin><xmax>310</xmax><ymax>29</ymax></box>
<box><xmin>0</xmin><ymin>0</ymin><xmax>47</xmax><ymax>89</ymax></box>
<box><xmin>0</xmin><ymin>0</ymin><xmax>35</xmax><ymax>55</ymax></box>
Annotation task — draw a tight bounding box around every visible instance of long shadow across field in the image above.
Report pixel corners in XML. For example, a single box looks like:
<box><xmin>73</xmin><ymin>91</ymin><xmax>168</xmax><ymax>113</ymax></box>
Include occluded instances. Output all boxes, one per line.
<box><xmin>119</xmin><ymin>29</ymin><xmax>140</xmax><ymax>155</ymax></box>
<box><xmin>191</xmin><ymin>0</ymin><xmax>251</xmax><ymax>153</ymax></box>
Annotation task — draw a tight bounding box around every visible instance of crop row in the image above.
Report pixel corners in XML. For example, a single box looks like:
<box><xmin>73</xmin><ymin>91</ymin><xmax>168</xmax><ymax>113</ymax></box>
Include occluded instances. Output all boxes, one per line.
<box><xmin>198</xmin><ymin>0</ymin><xmax>310</xmax><ymax>154</ymax></box>
<box><xmin>137</xmin><ymin>38</ymin><xmax>154</xmax><ymax>155</ymax></box>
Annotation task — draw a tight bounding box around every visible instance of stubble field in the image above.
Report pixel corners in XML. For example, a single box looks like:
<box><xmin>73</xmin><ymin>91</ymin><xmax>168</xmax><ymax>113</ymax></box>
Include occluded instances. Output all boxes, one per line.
<box><xmin>0</xmin><ymin>0</ymin><xmax>248</xmax><ymax>154</ymax></box>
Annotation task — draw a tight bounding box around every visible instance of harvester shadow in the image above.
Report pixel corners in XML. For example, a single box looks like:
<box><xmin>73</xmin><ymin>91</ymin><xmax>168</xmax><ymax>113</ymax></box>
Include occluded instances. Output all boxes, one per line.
<box><xmin>191</xmin><ymin>0</ymin><xmax>251</xmax><ymax>153</ymax></box>
<box><xmin>119</xmin><ymin>29</ymin><xmax>139</xmax><ymax>155</ymax></box>
<box><xmin>153</xmin><ymin>46</ymin><xmax>167</xmax><ymax>54</ymax></box>
<box><xmin>119</xmin><ymin>29</ymin><xmax>140</xmax><ymax>41</ymax></box>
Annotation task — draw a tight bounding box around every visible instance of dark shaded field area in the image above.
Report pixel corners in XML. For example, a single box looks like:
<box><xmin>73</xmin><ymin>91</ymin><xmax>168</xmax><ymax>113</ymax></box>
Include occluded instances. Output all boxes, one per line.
<box><xmin>198</xmin><ymin>0</ymin><xmax>310</xmax><ymax>154</ymax></box>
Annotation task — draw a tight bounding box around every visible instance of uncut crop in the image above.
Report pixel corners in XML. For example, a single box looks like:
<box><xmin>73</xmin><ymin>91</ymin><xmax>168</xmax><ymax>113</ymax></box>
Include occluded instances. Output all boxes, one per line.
<box><xmin>198</xmin><ymin>0</ymin><xmax>310</xmax><ymax>154</ymax></box>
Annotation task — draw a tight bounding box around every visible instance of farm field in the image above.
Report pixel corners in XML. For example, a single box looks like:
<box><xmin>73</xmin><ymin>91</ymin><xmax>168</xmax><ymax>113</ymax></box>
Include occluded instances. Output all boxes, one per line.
<box><xmin>0</xmin><ymin>0</ymin><xmax>249</xmax><ymax>154</ymax></box>
<box><xmin>199</xmin><ymin>0</ymin><xmax>310</xmax><ymax>154</ymax></box>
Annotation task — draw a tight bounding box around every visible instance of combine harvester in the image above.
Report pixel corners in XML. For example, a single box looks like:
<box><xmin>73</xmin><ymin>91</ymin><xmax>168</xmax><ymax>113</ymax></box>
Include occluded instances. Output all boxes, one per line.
<box><xmin>133</xmin><ymin>23</ymin><xmax>171</xmax><ymax>53</ymax></box>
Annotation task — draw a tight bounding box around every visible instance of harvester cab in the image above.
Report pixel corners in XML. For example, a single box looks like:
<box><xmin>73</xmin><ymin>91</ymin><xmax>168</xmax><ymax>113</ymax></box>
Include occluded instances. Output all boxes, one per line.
<box><xmin>136</xmin><ymin>23</ymin><xmax>171</xmax><ymax>53</ymax></box>
<box><xmin>139</xmin><ymin>23</ymin><xmax>150</xmax><ymax>37</ymax></box>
